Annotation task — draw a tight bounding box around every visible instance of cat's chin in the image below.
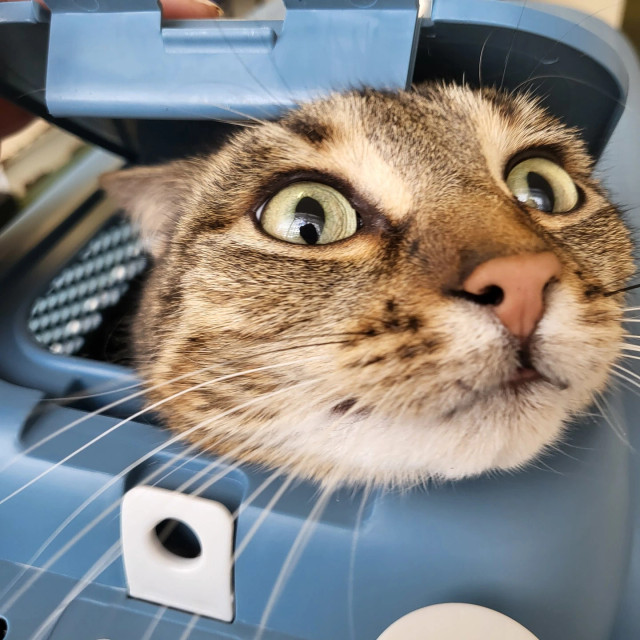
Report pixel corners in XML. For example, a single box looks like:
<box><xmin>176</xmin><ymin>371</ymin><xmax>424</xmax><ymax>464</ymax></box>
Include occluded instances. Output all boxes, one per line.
<box><xmin>225</xmin><ymin>376</ymin><xmax>594</xmax><ymax>488</ymax></box>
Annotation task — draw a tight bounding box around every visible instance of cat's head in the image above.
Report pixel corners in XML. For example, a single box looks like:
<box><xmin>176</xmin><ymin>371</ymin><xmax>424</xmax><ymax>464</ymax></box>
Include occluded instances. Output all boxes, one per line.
<box><xmin>102</xmin><ymin>83</ymin><xmax>634</xmax><ymax>488</ymax></box>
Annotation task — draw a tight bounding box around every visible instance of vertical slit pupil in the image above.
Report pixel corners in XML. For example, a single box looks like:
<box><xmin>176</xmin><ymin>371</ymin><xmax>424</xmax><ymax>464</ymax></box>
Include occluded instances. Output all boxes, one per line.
<box><xmin>526</xmin><ymin>172</ymin><xmax>555</xmax><ymax>212</ymax></box>
<box><xmin>295</xmin><ymin>196</ymin><xmax>325</xmax><ymax>245</ymax></box>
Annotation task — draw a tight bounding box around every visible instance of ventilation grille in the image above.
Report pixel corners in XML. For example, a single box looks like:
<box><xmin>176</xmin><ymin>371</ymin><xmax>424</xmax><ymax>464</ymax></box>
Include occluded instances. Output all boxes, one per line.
<box><xmin>28</xmin><ymin>218</ymin><xmax>147</xmax><ymax>356</ymax></box>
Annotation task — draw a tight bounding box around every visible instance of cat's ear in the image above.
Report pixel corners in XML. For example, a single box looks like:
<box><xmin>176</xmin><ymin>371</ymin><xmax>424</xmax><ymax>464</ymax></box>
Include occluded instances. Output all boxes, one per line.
<box><xmin>100</xmin><ymin>161</ymin><xmax>193</xmax><ymax>257</ymax></box>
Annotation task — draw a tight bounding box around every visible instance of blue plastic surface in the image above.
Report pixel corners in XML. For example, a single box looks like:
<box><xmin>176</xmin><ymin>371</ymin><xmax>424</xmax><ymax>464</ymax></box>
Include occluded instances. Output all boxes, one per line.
<box><xmin>1</xmin><ymin>1</ymin><xmax>640</xmax><ymax>639</ymax></box>
<box><xmin>41</xmin><ymin>0</ymin><xmax>420</xmax><ymax>120</ymax></box>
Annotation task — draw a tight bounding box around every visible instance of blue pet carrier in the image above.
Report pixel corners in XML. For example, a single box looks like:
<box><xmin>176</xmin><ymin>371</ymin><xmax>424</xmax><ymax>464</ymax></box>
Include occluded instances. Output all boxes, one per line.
<box><xmin>1</xmin><ymin>1</ymin><xmax>640</xmax><ymax>638</ymax></box>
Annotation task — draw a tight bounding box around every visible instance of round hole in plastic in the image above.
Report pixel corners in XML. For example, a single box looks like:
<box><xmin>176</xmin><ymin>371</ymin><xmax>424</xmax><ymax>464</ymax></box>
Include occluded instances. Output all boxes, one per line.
<box><xmin>154</xmin><ymin>518</ymin><xmax>202</xmax><ymax>560</ymax></box>
<box><xmin>0</xmin><ymin>616</ymin><xmax>7</xmax><ymax>639</ymax></box>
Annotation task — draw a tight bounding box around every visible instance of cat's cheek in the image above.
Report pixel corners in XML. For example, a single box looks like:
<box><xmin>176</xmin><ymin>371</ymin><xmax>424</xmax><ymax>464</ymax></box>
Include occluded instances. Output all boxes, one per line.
<box><xmin>534</xmin><ymin>282</ymin><xmax>624</xmax><ymax>404</ymax></box>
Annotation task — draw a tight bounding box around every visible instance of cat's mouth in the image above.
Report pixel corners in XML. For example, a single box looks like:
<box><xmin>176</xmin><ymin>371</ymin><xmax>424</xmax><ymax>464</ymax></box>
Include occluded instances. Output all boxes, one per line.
<box><xmin>452</xmin><ymin>348</ymin><xmax>569</xmax><ymax>415</ymax></box>
<box><xmin>507</xmin><ymin>366</ymin><xmax>543</xmax><ymax>388</ymax></box>
<box><xmin>506</xmin><ymin>347</ymin><xmax>545</xmax><ymax>388</ymax></box>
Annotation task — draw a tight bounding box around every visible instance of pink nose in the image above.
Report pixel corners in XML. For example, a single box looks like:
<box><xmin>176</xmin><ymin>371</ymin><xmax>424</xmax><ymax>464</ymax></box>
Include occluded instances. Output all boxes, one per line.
<box><xmin>461</xmin><ymin>252</ymin><xmax>562</xmax><ymax>340</ymax></box>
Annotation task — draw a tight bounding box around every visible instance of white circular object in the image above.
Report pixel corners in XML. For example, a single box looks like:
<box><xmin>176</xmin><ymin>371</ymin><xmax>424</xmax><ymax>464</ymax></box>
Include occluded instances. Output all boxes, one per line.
<box><xmin>377</xmin><ymin>603</ymin><xmax>539</xmax><ymax>640</ymax></box>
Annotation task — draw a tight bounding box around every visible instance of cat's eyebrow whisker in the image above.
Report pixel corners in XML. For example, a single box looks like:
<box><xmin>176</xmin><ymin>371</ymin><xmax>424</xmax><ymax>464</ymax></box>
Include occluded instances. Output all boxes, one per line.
<box><xmin>478</xmin><ymin>31</ymin><xmax>492</xmax><ymax>88</ymax></box>
<box><xmin>255</xmin><ymin>485</ymin><xmax>334</xmax><ymax>640</ymax></box>
<box><xmin>512</xmin><ymin>72</ymin><xmax>625</xmax><ymax>108</ymax></box>
<box><xmin>3</xmin><ymin>381</ymin><xmax>317</xmax><ymax>621</ymax></box>
<box><xmin>0</xmin><ymin>356</ymin><xmax>321</xmax><ymax>485</ymax></box>
<box><xmin>516</xmin><ymin>0</ymin><xmax>627</xmax><ymax>96</ymax></box>
<box><xmin>500</xmin><ymin>0</ymin><xmax>528</xmax><ymax>91</ymax></box>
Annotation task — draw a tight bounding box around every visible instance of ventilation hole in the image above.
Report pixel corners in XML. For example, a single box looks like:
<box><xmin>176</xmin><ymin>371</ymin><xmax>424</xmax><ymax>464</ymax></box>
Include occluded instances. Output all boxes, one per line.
<box><xmin>0</xmin><ymin>616</ymin><xmax>7</xmax><ymax>639</ymax></box>
<box><xmin>154</xmin><ymin>519</ymin><xmax>202</xmax><ymax>559</ymax></box>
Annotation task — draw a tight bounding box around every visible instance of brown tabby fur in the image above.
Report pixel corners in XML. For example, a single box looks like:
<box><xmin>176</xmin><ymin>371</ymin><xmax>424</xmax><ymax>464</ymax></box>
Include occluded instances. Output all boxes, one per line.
<box><xmin>102</xmin><ymin>83</ymin><xmax>634</xmax><ymax>488</ymax></box>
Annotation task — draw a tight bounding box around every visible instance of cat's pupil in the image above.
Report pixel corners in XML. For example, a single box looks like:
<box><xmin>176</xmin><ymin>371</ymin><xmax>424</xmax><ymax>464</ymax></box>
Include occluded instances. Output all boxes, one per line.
<box><xmin>295</xmin><ymin>196</ymin><xmax>325</xmax><ymax>244</ymax></box>
<box><xmin>525</xmin><ymin>171</ymin><xmax>555</xmax><ymax>212</ymax></box>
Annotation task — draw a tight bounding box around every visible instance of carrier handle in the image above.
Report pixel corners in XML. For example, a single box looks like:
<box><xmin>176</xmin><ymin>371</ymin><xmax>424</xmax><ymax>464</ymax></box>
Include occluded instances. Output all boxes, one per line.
<box><xmin>7</xmin><ymin>0</ymin><xmax>421</xmax><ymax>120</ymax></box>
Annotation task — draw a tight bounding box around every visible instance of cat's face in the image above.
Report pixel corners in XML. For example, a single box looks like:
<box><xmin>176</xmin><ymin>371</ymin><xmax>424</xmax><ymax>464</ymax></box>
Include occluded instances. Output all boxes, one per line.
<box><xmin>103</xmin><ymin>84</ymin><xmax>634</xmax><ymax>488</ymax></box>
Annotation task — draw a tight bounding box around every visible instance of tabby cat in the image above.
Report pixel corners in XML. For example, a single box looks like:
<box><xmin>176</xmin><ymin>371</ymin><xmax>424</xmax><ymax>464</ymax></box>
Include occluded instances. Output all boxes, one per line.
<box><xmin>102</xmin><ymin>82</ymin><xmax>634</xmax><ymax>488</ymax></box>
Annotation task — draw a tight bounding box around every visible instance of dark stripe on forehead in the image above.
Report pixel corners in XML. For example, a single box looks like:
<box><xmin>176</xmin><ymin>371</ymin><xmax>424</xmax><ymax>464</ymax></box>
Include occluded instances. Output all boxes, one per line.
<box><xmin>283</xmin><ymin>117</ymin><xmax>332</xmax><ymax>147</ymax></box>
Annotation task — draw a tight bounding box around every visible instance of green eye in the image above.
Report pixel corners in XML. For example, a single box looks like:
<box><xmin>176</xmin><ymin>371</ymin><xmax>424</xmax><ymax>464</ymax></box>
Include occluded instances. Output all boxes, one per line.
<box><xmin>259</xmin><ymin>181</ymin><xmax>358</xmax><ymax>245</ymax></box>
<box><xmin>506</xmin><ymin>157</ymin><xmax>579</xmax><ymax>213</ymax></box>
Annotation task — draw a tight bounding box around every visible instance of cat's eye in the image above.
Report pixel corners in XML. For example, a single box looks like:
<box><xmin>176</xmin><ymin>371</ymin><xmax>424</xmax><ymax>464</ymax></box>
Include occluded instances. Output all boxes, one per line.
<box><xmin>506</xmin><ymin>157</ymin><xmax>579</xmax><ymax>214</ymax></box>
<box><xmin>259</xmin><ymin>182</ymin><xmax>358</xmax><ymax>245</ymax></box>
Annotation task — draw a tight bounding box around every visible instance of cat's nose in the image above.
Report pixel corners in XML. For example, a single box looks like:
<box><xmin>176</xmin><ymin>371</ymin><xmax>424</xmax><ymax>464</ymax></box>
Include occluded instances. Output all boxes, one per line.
<box><xmin>460</xmin><ymin>252</ymin><xmax>562</xmax><ymax>340</ymax></box>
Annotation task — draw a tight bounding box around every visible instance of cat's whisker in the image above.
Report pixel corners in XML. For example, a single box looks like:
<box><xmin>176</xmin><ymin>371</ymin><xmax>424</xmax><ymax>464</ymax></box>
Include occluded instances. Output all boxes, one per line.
<box><xmin>0</xmin><ymin>357</ymin><xmax>321</xmax><ymax>501</ymax></box>
<box><xmin>0</xmin><ymin>362</ymin><xmax>218</xmax><ymax>475</ymax></box>
<box><xmin>608</xmin><ymin>370</ymin><xmax>640</xmax><ymax>399</ymax></box>
<box><xmin>32</xmin><ymin>541</ymin><xmax>123</xmax><ymax>640</ymax></box>
<box><xmin>233</xmin><ymin>474</ymin><xmax>296</xmax><ymax>562</ymax></box>
<box><xmin>478</xmin><ymin>31</ymin><xmax>492</xmax><ymax>88</ymax></box>
<box><xmin>140</xmin><ymin>605</ymin><xmax>168</xmax><ymax>640</ymax></box>
<box><xmin>178</xmin><ymin>614</ymin><xmax>199</xmax><ymax>640</ymax></box>
<box><xmin>255</xmin><ymin>485</ymin><xmax>334</xmax><ymax>640</ymax></box>
<box><xmin>0</xmin><ymin>438</ymin><xmax>241</xmax><ymax>612</ymax></box>
<box><xmin>592</xmin><ymin>392</ymin><xmax>631</xmax><ymax>448</ymax></box>
<box><xmin>348</xmin><ymin>484</ymin><xmax>372</xmax><ymax>640</ymax></box>
<box><xmin>609</xmin><ymin>368</ymin><xmax>640</xmax><ymax>393</ymax></box>
<box><xmin>500</xmin><ymin>0</ymin><xmax>528</xmax><ymax>91</ymax></box>
<box><xmin>511</xmin><ymin>72</ymin><xmax>625</xmax><ymax>107</ymax></box>
<box><xmin>45</xmin><ymin>373</ymin><xmax>141</xmax><ymax>402</ymax></box>
<box><xmin>145</xmin><ymin>468</ymin><xmax>290</xmax><ymax>640</ymax></box>
<box><xmin>1</xmin><ymin>381</ymin><xmax>317</xmax><ymax>612</ymax></box>
<box><xmin>518</xmin><ymin>0</ymin><xmax>627</xmax><ymax>92</ymax></box>
<box><xmin>612</xmin><ymin>363</ymin><xmax>640</xmax><ymax>383</ymax></box>
<box><xmin>619</xmin><ymin>353</ymin><xmax>640</xmax><ymax>361</ymax></box>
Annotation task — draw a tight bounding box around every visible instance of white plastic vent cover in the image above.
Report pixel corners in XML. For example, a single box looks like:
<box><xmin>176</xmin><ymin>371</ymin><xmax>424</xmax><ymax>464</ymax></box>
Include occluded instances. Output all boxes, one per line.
<box><xmin>377</xmin><ymin>603</ymin><xmax>539</xmax><ymax>640</ymax></box>
<box><xmin>121</xmin><ymin>485</ymin><xmax>234</xmax><ymax>621</ymax></box>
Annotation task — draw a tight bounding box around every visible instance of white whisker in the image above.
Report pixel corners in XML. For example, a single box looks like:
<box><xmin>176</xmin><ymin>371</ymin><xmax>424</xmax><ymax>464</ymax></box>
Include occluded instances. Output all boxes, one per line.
<box><xmin>255</xmin><ymin>486</ymin><xmax>334</xmax><ymax>640</ymax></box>
<box><xmin>0</xmin><ymin>358</ymin><xmax>321</xmax><ymax>505</ymax></box>
<box><xmin>178</xmin><ymin>614</ymin><xmax>199</xmax><ymax>640</ymax></box>
<box><xmin>32</xmin><ymin>541</ymin><xmax>122</xmax><ymax>640</ymax></box>
<box><xmin>348</xmin><ymin>485</ymin><xmax>372</xmax><ymax>640</ymax></box>
<box><xmin>1</xmin><ymin>380</ymin><xmax>317</xmax><ymax>614</ymax></box>
<box><xmin>233</xmin><ymin>474</ymin><xmax>296</xmax><ymax>562</ymax></box>
<box><xmin>592</xmin><ymin>393</ymin><xmax>630</xmax><ymax>448</ymax></box>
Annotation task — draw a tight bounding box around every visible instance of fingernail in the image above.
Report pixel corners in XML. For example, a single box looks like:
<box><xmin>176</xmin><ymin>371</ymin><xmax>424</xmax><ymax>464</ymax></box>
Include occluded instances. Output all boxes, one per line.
<box><xmin>192</xmin><ymin>0</ymin><xmax>224</xmax><ymax>16</ymax></box>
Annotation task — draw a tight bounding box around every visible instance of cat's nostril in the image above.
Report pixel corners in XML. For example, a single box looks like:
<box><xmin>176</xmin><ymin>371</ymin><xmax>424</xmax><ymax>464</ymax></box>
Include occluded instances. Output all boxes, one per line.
<box><xmin>458</xmin><ymin>251</ymin><xmax>562</xmax><ymax>340</ymax></box>
<box><xmin>454</xmin><ymin>284</ymin><xmax>504</xmax><ymax>307</ymax></box>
